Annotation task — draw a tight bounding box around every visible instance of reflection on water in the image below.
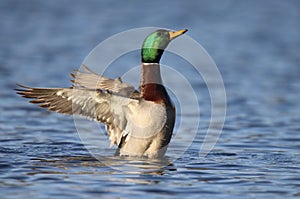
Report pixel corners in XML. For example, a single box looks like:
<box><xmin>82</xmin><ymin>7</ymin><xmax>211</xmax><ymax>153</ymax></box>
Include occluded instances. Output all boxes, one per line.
<box><xmin>29</xmin><ymin>155</ymin><xmax>174</xmax><ymax>177</ymax></box>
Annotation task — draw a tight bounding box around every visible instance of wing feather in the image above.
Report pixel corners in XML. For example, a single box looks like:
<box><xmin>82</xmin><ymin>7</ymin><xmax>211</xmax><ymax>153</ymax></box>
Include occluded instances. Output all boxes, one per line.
<box><xmin>16</xmin><ymin>84</ymin><xmax>138</xmax><ymax>146</ymax></box>
<box><xmin>71</xmin><ymin>65</ymin><xmax>136</xmax><ymax>97</ymax></box>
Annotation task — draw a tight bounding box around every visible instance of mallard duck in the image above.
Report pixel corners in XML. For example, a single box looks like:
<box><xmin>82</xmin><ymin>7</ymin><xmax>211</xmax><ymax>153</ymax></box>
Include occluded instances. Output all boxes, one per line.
<box><xmin>16</xmin><ymin>29</ymin><xmax>188</xmax><ymax>158</ymax></box>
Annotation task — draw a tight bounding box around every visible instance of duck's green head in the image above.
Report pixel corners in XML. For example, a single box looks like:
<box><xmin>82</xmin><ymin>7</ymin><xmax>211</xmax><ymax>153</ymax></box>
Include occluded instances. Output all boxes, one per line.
<box><xmin>141</xmin><ymin>29</ymin><xmax>188</xmax><ymax>63</ymax></box>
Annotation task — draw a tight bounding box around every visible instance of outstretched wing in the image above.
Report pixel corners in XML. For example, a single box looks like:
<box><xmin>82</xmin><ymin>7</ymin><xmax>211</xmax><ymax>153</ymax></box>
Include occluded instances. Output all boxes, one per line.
<box><xmin>16</xmin><ymin>84</ymin><xmax>138</xmax><ymax>146</ymax></box>
<box><xmin>71</xmin><ymin>65</ymin><xmax>137</xmax><ymax>97</ymax></box>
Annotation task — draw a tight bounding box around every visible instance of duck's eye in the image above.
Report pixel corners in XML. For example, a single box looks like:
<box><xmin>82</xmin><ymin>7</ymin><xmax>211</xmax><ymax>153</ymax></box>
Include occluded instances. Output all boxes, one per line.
<box><xmin>157</xmin><ymin>32</ymin><xmax>162</xmax><ymax>36</ymax></box>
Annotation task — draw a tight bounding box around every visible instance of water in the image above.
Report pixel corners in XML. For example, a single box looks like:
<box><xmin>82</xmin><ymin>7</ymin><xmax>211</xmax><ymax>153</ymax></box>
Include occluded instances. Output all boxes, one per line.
<box><xmin>1</xmin><ymin>0</ymin><xmax>300</xmax><ymax>198</ymax></box>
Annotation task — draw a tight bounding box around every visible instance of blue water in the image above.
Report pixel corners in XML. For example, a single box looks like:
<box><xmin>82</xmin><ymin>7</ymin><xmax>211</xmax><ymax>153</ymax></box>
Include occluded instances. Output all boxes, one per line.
<box><xmin>1</xmin><ymin>0</ymin><xmax>300</xmax><ymax>198</ymax></box>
